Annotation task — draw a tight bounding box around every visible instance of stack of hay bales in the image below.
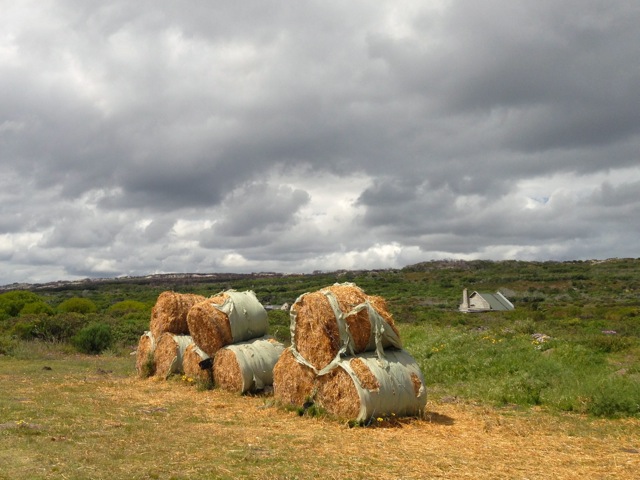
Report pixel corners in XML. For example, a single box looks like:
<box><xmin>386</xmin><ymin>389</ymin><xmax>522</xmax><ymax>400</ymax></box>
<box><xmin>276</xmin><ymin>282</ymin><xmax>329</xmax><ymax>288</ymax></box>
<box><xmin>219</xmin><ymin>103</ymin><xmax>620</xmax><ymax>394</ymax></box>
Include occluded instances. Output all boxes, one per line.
<box><xmin>135</xmin><ymin>292</ymin><xmax>205</xmax><ymax>378</ymax></box>
<box><xmin>187</xmin><ymin>290</ymin><xmax>284</xmax><ymax>393</ymax></box>
<box><xmin>273</xmin><ymin>282</ymin><xmax>427</xmax><ymax>422</ymax></box>
<box><xmin>135</xmin><ymin>289</ymin><xmax>284</xmax><ymax>394</ymax></box>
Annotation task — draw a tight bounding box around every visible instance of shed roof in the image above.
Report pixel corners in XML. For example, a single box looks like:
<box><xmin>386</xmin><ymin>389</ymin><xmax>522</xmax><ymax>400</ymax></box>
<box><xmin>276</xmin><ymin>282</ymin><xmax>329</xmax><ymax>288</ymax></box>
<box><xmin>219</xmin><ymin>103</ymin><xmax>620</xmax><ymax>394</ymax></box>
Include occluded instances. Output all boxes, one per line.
<box><xmin>474</xmin><ymin>291</ymin><xmax>514</xmax><ymax>311</ymax></box>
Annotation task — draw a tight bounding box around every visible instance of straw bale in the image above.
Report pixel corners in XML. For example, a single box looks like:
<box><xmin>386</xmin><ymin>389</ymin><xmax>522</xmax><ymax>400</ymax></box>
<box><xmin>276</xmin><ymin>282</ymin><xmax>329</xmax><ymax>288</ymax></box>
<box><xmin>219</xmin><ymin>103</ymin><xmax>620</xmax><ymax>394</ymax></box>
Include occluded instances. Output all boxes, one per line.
<box><xmin>273</xmin><ymin>347</ymin><xmax>317</xmax><ymax>407</ymax></box>
<box><xmin>410</xmin><ymin>372</ymin><xmax>423</xmax><ymax>397</ymax></box>
<box><xmin>153</xmin><ymin>333</ymin><xmax>194</xmax><ymax>379</ymax></box>
<box><xmin>135</xmin><ymin>331</ymin><xmax>156</xmax><ymax>378</ymax></box>
<box><xmin>213</xmin><ymin>336</ymin><xmax>285</xmax><ymax>394</ymax></box>
<box><xmin>367</xmin><ymin>294</ymin><xmax>396</xmax><ymax>326</ymax></box>
<box><xmin>182</xmin><ymin>343</ymin><xmax>212</xmax><ymax>385</ymax></box>
<box><xmin>213</xmin><ymin>347</ymin><xmax>243</xmax><ymax>392</ymax></box>
<box><xmin>149</xmin><ymin>291</ymin><xmax>206</xmax><ymax>339</ymax></box>
<box><xmin>315</xmin><ymin>367</ymin><xmax>361</xmax><ymax>420</ymax></box>
<box><xmin>325</xmin><ymin>283</ymin><xmax>371</xmax><ymax>351</ymax></box>
<box><xmin>315</xmin><ymin>350</ymin><xmax>427</xmax><ymax>422</ymax></box>
<box><xmin>349</xmin><ymin>357</ymin><xmax>380</xmax><ymax>391</ymax></box>
<box><xmin>290</xmin><ymin>291</ymin><xmax>340</xmax><ymax>371</ymax></box>
<box><xmin>291</xmin><ymin>283</ymin><xmax>401</xmax><ymax>372</ymax></box>
<box><xmin>186</xmin><ymin>293</ymin><xmax>232</xmax><ymax>358</ymax></box>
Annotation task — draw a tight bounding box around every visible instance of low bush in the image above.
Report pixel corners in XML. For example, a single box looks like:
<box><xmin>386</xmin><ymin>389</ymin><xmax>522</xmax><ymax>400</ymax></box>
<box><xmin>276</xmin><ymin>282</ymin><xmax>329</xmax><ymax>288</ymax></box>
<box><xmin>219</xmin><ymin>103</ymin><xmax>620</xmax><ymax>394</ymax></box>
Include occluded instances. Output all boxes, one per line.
<box><xmin>19</xmin><ymin>301</ymin><xmax>55</xmax><ymax>316</ymax></box>
<box><xmin>72</xmin><ymin>322</ymin><xmax>113</xmax><ymax>354</ymax></box>
<box><xmin>107</xmin><ymin>300</ymin><xmax>149</xmax><ymax>316</ymax></box>
<box><xmin>584</xmin><ymin>377</ymin><xmax>640</xmax><ymax>417</ymax></box>
<box><xmin>36</xmin><ymin>313</ymin><xmax>88</xmax><ymax>342</ymax></box>
<box><xmin>267</xmin><ymin>309</ymin><xmax>290</xmax><ymax>343</ymax></box>
<box><xmin>110</xmin><ymin>313</ymin><xmax>149</xmax><ymax>346</ymax></box>
<box><xmin>57</xmin><ymin>298</ymin><xmax>98</xmax><ymax>314</ymax></box>
<box><xmin>0</xmin><ymin>335</ymin><xmax>17</xmax><ymax>355</ymax></box>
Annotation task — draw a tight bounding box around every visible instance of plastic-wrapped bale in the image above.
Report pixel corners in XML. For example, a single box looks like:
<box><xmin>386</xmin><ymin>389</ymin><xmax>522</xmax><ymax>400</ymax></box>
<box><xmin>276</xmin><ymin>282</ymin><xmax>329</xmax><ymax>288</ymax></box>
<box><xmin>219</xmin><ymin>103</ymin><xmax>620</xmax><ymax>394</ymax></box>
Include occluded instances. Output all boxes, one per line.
<box><xmin>182</xmin><ymin>343</ymin><xmax>213</xmax><ymax>386</ymax></box>
<box><xmin>273</xmin><ymin>347</ymin><xmax>317</xmax><ymax>407</ymax></box>
<box><xmin>213</xmin><ymin>336</ymin><xmax>285</xmax><ymax>394</ymax></box>
<box><xmin>187</xmin><ymin>290</ymin><xmax>268</xmax><ymax>358</ymax></box>
<box><xmin>290</xmin><ymin>283</ymin><xmax>402</xmax><ymax>374</ymax></box>
<box><xmin>135</xmin><ymin>331</ymin><xmax>156</xmax><ymax>378</ymax></box>
<box><xmin>153</xmin><ymin>333</ymin><xmax>194</xmax><ymax>379</ymax></box>
<box><xmin>315</xmin><ymin>349</ymin><xmax>427</xmax><ymax>422</ymax></box>
<box><xmin>149</xmin><ymin>291</ymin><xmax>206</xmax><ymax>339</ymax></box>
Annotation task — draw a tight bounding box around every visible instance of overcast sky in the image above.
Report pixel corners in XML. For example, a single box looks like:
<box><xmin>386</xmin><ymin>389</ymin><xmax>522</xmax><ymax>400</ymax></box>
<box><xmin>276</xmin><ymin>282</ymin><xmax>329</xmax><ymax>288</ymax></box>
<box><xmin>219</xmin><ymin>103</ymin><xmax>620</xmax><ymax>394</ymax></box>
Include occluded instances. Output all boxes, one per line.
<box><xmin>2</xmin><ymin>1</ymin><xmax>639</xmax><ymax>285</ymax></box>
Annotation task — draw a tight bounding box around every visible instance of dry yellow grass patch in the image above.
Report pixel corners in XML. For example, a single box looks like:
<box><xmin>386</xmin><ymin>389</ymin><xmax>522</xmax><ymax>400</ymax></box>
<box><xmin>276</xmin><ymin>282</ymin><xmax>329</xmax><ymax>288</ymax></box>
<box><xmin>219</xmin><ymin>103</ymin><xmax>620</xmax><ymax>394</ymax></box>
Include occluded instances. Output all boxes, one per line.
<box><xmin>114</xmin><ymin>378</ymin><xmax>639</xmax><ymax>479</ymax></box>
<box><xmin>2</xmin><ymin>357</ymin><xmax>638</xmax><ymax>480</ymax></box>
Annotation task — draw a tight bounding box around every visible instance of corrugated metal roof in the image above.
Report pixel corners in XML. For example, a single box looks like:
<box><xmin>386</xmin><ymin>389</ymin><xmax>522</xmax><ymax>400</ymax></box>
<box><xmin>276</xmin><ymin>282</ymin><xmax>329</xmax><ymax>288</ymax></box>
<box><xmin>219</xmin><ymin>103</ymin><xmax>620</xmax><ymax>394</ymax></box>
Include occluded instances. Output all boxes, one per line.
<box><xmin>478</xmin><ymin>292</ymin><xmax>514</xmax><ymax>311</ymax></box>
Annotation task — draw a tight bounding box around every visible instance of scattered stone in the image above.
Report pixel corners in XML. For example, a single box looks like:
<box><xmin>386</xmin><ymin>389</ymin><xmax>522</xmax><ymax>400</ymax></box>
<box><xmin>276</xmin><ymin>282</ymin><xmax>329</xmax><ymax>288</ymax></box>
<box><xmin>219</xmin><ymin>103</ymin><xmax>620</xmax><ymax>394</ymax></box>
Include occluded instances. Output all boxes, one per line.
<box><xmin>620</xmin><ymin>448</ymin><xmax>639</xmax><ymax>454</ymax></box>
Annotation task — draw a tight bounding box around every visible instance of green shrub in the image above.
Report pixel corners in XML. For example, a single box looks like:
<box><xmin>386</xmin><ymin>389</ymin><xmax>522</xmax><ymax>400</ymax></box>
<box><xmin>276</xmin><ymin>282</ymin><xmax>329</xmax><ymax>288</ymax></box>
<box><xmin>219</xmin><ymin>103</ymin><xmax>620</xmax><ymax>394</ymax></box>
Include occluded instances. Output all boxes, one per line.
<box><xmin>0</xmin><ymin>335</ymin><xmax>17</xmax><ymax>355</ymax></box>
<box><xmin>35</xmin><ymin>313</ymin><xmax>88</xmax><ymax>342</ymax></box>
<box><xmin>498</xmin><ymin>372</ymin><xmax>549</xmax><ymax>406</ymax></box>
<box><xmin>111</xmin><ymin>314</ymin><xmax>150</xmax><ymax>346</ymax></box>
<box><xmin>20</xmin><ymin>301</ymin><xmax>55</xmax><ymax>316</ymax></box>
<box><xmin>57</xmin><ymin>298</ymin><xmax>98</xmax><ymax>314</ymax></box>
<box><xmin>9</xmin><ymin>319</ymin><xmax>38</xmax><ymax>340</ymax></box>
<box><xmin>582</xmin><ymin>334</ymin><xmax>633</xmax><ymax>354</ymax></box>
<box><xmin>584</xmin><ymin>377</ymin><xmax>640</xmax><ymax>417</ymax></box>
<box><xmin>267</xmin><ymin>309</ymin><xmax>290</xmax><ymax>343</ymax></box>
<box><xmin>107</xmin><ymin>300</ymin><xmax>149</xmax><ymax>316</ymax></box>
<box><xmin>0</xmin><ymin>291</ymin><xmax>45</xmax><ymax>319</ymax></box>
<box><xmin>72</xmin><ymin>322</ymin><xmax>113</xmax><ymax>354</ymax></box>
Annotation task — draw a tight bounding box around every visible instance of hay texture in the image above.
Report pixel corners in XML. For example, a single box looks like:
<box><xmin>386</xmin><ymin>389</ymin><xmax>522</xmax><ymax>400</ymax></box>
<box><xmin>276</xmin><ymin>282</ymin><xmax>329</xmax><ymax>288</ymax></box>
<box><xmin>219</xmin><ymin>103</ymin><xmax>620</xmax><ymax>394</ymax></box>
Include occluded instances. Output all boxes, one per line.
<box><xmin>315</xmin><ymin>349</ymin><xmax>427</xmax><ymax>422</ymax></box>
<box><xmin>182</xmin><ymin>343</ymin><xmax>212</xmax><ymax>385</ymax></box>
<box><xmin>187</xmin><ymin>290</ymin><xmax>268</xmax><ymax>358</ymax></box>
<box><xmin>290</xmin><ymin>283</ymin><xmax>402</xmax><ymax>373</ymax></box>
<box><xmin>153</xmin><ymin>333</ymin><xmax>194</xmax><ymax>379</ymax></box>
<box><xmin>213</xmin><ymin>336</ymin><xmax>285</xmax><ymax>394</ymax></box>
<box><xmin>135</xmin><ymin>331</ymin><xmax>156</xmax><ymax>378</ymax></box>
<box><xmin>149</xmin><ymin>291</ymin><xmax>206</xmax><ymax>339</ymax></box>
<box><xmin>273</xmin><ymin>347</ymin><xmax>317</xmax><ymax>407</ymax></box>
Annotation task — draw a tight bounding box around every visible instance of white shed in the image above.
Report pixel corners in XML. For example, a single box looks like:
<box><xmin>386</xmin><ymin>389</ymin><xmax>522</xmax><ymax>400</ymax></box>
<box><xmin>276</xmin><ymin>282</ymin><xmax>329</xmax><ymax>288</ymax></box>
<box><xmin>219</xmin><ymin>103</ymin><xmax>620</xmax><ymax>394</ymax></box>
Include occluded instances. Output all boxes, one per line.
<box><xmin>459</xmin><ymin>288</ymin><xmax>514</xmax><ymax>313</ymax></box>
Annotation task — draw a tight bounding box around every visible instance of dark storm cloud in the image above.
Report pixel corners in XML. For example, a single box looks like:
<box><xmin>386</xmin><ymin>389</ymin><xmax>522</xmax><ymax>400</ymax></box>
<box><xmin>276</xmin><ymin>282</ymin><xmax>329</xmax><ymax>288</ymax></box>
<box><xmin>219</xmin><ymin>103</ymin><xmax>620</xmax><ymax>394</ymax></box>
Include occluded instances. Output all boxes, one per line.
<box><xmin>199</xmin><ymin>182</ymin><xmax>310</xmax><ymax>246</ymax></box>
<box><xmin>1</xmin><ymin>1</ymin><xmax>639</xmax><ymax>284</ymax></box>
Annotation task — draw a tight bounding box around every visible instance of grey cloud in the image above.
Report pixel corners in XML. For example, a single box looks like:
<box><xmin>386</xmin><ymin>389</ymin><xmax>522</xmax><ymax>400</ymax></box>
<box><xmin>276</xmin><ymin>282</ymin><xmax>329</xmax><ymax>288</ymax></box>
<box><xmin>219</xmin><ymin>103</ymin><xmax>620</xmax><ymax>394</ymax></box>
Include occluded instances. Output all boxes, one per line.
<box><xmin>200</xmin><ymin>182</ymin><xmax>310</xmax><ymax>246</ymax></box>
<box><xmin>2</xmin><ymin>1</ymin><xmax>640</xmax><ymax>285</ymax></box>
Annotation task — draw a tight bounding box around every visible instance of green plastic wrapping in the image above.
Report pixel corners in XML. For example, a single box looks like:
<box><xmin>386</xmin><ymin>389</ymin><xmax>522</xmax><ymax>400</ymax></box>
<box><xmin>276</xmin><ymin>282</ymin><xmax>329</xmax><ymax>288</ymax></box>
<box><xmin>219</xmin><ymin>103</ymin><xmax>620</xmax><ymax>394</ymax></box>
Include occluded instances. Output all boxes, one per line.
<box><xmin>216</xmin><ymin>290</ymin><xmax>268</xmax><ymax>343</ymax></box>
<box><xmin>219</xmin><ymin>336</ymin><xmax>285</xmax><ymax>393</ymax></box>
<box><xmin>164</xmin><ymin>334</ymin><xmax>195</xmax><ymax>379</ymax></box>
<box><xmin>331</xmin><ymin>349</ymin><xmax>427</xmax><ymax>422</ymax></box>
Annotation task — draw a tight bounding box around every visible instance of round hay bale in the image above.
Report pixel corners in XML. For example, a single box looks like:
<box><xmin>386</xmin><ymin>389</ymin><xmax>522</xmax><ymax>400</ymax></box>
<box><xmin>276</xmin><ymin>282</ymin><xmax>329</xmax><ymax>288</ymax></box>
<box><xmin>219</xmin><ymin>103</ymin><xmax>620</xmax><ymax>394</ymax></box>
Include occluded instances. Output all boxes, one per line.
<box><xmin>213</xmin><ymin>336</ymin><xmax>285</xmax><ymax>394</ymax></box>
<box><xmin>182</xmin><ymin>343</ymin><xmax>213</xmax><ymax>386</ymax></box>
<box><xmin>135</xmin><ymin>331</ymin><xmax>156</xmax><ymax>378</ymax></box>
<box><xmin>290</xmin><ymin>290</ymin><xmax>340</xmax><ymax>372</ymax></box>
<box><xmin>186</xmin><ymin>293</ymin><xmax>232</xmax><ymax>358</ymax></box>
<box><xmin>149</xmin><ymin>291</ymin><xmax>206</xmax><ymax>339</ymax></box>
<box><xmin>290</xmin><ymin>283</ymin><xmax>402</xmax><ymax>373</ymax></box>
<box><xmin>153</xmin><ymin>333</ymin><xmax>194</xmax><ymax>379</ymax></box>
<box><xmin>187</xmin><ymin>290</ymin><xmax>268</xmax><ymax>358</ymax></box>
<box><xmin>326</xmin><ymin>283</ymin><xmax>372</xmax><ymax>351</ymax></box>
<box><xmin>273</xmin><ymin>347</ymin><xmax>317</xmax><ymax>407</ymax></box>
<box><xmin>315</xmin><ymin>349</ymin><xmax>427</xmax><ymax>422</ymax></box>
